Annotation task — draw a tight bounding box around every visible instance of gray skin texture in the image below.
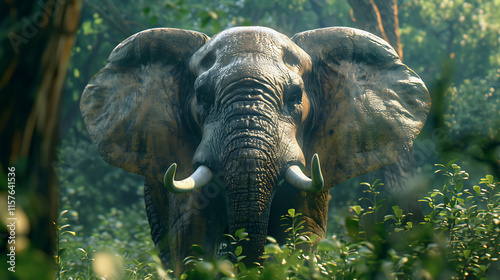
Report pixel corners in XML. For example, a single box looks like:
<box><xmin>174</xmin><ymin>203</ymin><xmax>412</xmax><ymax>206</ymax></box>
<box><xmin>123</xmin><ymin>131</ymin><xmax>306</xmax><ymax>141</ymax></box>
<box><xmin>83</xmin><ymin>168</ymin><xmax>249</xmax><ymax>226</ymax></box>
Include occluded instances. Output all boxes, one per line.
<box><xmin>80</xmin><ymin>26</ymin><xmax>431</xmax><ymax>273</ymax></box>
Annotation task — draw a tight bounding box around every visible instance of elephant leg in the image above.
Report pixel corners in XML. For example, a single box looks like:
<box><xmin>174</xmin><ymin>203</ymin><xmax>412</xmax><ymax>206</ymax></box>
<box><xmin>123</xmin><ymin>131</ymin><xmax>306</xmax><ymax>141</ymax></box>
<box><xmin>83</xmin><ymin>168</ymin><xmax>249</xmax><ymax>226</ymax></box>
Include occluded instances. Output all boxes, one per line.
<box><xmin>144</xmin><ymin>178</ymin><xmax>171</xmax><ymax>267</ymax></box>
<box><xmin>167</xmin><ymin>183</ymin><xmax>227</xmax><ymax>274</ymax></box>
<box><xmin>268</xmin><ymin>183</ymin><xmax>330</xmax><ymax>245</ymax></box>
<box><xmin>296</xmin><ymin>189</ymin><xmax>331</xmax><ymax>240</ymax></box>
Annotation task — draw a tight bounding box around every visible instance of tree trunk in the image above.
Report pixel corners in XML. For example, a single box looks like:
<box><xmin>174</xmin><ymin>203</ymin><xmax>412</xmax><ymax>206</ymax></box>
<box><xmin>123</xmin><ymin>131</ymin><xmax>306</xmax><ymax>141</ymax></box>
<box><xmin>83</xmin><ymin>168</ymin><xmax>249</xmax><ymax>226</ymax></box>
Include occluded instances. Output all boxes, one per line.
<box><xmin>347</xmin><ymin>0</ymin><xmax>403</xmax><ymax>60</ymax></box>
<box><xmin>0</xmin><ymin>0</ymin><xmax>81</xmax><ymax>277</ymax></box>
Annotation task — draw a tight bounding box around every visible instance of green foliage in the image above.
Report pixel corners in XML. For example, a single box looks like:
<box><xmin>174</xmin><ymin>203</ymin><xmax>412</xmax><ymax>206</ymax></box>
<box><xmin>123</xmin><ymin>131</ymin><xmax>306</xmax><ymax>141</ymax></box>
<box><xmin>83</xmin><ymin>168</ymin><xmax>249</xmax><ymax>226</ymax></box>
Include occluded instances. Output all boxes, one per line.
<box><xmin>444</xmin><ymin>69</ymin><xmax>500</xmax><ymax>145</ymax></box>
<box><xmin>420</xmin><ymin>161</ymin><xmax>500</xmax><ymax>278</ymax></box>
<box><xmin>401</xmin><ymin>0</ymin><xmax>500</xmax><ymax>83</ymax></box>
<box><xmin>56</xmin><ymin>162</ymin><xmax>500</xmax><ymax>279</ymax></box>
<box><xmin>54</xmin><ymin>201</ymin><xmax>164</xmax><ymax>279</ymax></box>
<box><xmin>54</xmin><ymin>210</ymin><xmax>76</xmax><ymax>280</ymax></box>
<box><xmin>180</xmin><ymin>230</ymin><xmax>249</xmax><ymax>280</ymax></box>
<box><xmin>56</xmin><ymin>0</ymin><xmax>500</xmax><ymax>279</ymax></box>
<box><xmin>281</xmin><ymin>208</ymin><xmax>318</xmax><ymax>250</ymax></box>
<box><xmin>56</xmin><ymin>129</ymin><xmax>144</xmax><ymax>233</ymax></box>
<box><xmin>358</xmin><ymin>179</ymin><xmax>386</xmax><ymax>224</ymax></box>
<box><xmin>399</xmin><ymin>0</ymin><xmax>500</xmax><ymax>179</ymax></box>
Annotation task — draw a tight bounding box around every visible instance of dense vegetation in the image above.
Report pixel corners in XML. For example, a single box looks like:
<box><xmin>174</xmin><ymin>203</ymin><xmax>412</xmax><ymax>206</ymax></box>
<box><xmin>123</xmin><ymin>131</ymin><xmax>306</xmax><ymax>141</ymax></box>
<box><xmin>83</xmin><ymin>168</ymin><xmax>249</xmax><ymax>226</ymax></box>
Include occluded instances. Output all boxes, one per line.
<box><xmin>57</xmin><ymin>162</ymin><xmax>500</xmax><ymax>279</ymax></box>
<box><xmin>54</xmin><ymin>0</ymin><xmax>500</xmax><ymax>279</ymax></box>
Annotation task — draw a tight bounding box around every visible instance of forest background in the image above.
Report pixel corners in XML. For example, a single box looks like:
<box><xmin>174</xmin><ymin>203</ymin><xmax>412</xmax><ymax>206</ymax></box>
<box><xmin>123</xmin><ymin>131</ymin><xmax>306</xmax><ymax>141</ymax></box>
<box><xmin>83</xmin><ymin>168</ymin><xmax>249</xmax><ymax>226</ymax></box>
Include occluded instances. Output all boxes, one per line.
<box><xmin>1</xmin><ymin>0</ymin><xmax>500</xmax><ymax>279</ymax></box>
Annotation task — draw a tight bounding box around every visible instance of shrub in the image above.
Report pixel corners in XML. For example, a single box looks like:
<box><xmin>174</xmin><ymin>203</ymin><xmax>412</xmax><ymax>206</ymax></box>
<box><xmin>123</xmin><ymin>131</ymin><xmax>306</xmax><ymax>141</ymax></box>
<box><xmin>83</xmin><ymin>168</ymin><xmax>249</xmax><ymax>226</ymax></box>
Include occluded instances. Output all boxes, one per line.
<box><xmin>57</xmin><ymin>161</ymin><xmax>500</xmax><ymax>279</ymax></box>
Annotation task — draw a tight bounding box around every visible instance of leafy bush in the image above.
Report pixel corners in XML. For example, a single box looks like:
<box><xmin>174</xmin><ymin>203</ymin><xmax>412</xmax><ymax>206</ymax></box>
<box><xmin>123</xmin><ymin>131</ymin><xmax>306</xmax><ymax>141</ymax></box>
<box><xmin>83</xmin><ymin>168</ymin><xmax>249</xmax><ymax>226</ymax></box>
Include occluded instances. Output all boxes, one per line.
<box><xmin>444</xmin><ymin>69</ymin><xmax>500</xmax><ymax>153</ymax></box>
<box><xmin>57</xmin><ymin>162</ymin><xmax>499</xmax><ymax>279</ymax></box>
<box><xmin>55</xmin><ymin>204</ymin><xmax>164</xmax><ymax>279</ymax></box>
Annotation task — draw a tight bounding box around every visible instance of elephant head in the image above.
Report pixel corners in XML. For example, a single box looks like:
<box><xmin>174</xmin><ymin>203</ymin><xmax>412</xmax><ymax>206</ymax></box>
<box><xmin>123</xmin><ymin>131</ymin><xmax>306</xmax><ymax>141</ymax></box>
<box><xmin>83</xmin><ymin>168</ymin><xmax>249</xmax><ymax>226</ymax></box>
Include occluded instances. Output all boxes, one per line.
<box><xmin>80</xmin><ymin>26</ymin><xmax>430</xmax><ymax>268</ymax></box>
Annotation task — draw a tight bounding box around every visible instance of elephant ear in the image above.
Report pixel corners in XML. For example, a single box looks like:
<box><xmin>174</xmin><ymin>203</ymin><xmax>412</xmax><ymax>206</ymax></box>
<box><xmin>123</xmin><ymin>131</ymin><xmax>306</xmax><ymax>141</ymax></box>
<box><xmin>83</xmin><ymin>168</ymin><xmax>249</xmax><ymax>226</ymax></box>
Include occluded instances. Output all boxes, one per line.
<box><xmin>292</xmin><ymin>27</ymin><xmax>431</xmax><ymax>186</ymax></box>
<box><xmin>81</xmin><ymin>28</ymin><xmax>209</xmax><ymax>182</ymax></box>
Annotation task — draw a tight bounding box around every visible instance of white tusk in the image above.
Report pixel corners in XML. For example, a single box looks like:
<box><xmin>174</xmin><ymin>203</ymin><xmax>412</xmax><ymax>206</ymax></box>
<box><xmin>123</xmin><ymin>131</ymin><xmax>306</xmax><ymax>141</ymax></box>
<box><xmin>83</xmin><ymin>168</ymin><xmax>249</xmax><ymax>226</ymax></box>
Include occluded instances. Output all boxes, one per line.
<box><xmin>164</xmin><ymin>164</ymin><xmax>213</xmax><ymax>193</ymax></box>
<box><xmin>285</xmin><ymin>154</ymin><xmax>324</xmax><ymax>193</ymax></box>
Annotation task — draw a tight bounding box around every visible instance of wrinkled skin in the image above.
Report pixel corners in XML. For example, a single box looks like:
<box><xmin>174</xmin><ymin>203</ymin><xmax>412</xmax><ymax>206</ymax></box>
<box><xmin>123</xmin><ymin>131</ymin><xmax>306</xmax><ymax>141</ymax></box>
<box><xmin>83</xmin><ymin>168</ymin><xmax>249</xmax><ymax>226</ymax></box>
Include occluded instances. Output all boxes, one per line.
<box><xmin>188</xmin><ymin>29</ymin><xmax>314</xmax><ymax>261</ymax></box>
<box><xmin>80</xmin><ymin>26</ymin><xmax>431</xmax><ymax>274</ymax></box>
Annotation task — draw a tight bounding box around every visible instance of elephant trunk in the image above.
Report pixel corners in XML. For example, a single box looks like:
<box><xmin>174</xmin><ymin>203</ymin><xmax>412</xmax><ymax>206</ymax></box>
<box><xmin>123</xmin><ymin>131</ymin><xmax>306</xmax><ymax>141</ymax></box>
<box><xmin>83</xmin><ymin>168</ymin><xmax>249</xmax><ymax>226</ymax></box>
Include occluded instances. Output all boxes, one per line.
<box><xmin>221</xmin><ymin>103</ymin><xmax>280</xmax><ymax>264</ymax></box>
<box><xmin>224</xmin><ymin>152</ymin><xmax>278</xmax><ymax>263</ymax></box>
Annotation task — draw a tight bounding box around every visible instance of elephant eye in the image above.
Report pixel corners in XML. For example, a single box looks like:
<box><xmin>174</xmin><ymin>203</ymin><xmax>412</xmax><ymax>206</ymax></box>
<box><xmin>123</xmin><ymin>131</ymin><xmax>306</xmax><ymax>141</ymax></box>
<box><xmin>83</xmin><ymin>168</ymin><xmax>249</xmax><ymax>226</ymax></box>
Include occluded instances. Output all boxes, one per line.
<box><xmin>200</xmin><ymin>51</ymin><xmax>216</xmax><ymax>71</ymax></box>
<box><xmin>285</xmin><ymin>87</ymin><xmax>302</xmax><ymax>108</ymax></box>
<box><xmin>196</xmin><ymin>86</ymin><xmax>215</xmax><ymax>105</ymax></box>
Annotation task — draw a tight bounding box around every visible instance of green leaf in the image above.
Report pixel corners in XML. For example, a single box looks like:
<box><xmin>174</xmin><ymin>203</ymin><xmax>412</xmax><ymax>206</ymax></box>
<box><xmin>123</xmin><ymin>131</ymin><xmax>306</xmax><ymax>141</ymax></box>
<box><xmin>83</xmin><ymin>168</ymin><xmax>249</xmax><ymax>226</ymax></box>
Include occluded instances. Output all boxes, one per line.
<box><xmin>182</xmin><ymin>256</ymin><xmax>196</xmax><ymax>265</ymax></box>
<box><xmin>295</xmin><ymin>235</ymin><xmax>310</xmax><ymax>245</ymax></box>
<box><xmin>317</xmin><ymin>239</ymin><xmax>336</xmax><ymax>251</ymax></box>
<box><xmin>235</xmin><ymin>246</ymin><xmax>243</xmax><ymax>256</ymax></box>
<box><xmin>77</xmin><ymin>248</ymin><xmax>86</xmax><ymax>254</ymax></box>
<box><xmin>431</xmin><ymin>191</ymin><xmax>443</xmax><ymax>198</ymax></box>
<box><xmin>217</xmin><ymin>260</ymin><xmax>235</xmax><ymax>277</ymax></box>
<box><xmin>429</xmin><ymin>210</ymin><xmax>438</xmax><ymax>219</ymax></box>
<box><xmin>61</xmin><ymin>230</ymin><xmax>76</xmax><ymax>236</ymax></box>
<box><xmin>235</xmin><ymin>228</ymin><xmax>248</xmax><ymax>239</ymax></box>
<box><xmin>446</xmin><ymin>159</ymin><xmax>459</xmax><ymax>167</ymax></box>
<box><xmin>266</xmin><ymin>236</ymin><xmax>277</xmax><ymax>243</ymax></box>
<box><xmin>143</xmin><ymin>7</ymin><xmax>151</xmax><ymax>15</ymax></box>
<box><xmin>486</xmin><ymin>175</ymin><xmax>494</xmax><ymax>184</ymax></box>
<box><xmin>223</xmin><ymin>234</ymin><xmax>236</xmax><ymax>242</ymax></box>
<box><xmin>434</xmin><ymin>163</ymin><xmax>447</xmax><ymax>169</ymax></box>
<box><xmin>473</xmin><ymin>185</ymin><xmax>481</xmax><ymax>195</ymax></box>
<box><xmin>463</xmin><ymin>249</ymin><xmax>471</xmax><ymax>259</ymax></box>
<box><xmin>58</xmin><ymin>210</ymin><xmax>69</xmax><ymax>220</ymax></box>
<box><xmin>58</xmin><ymin>248</ymin><xmax>68</xmax><ymax>257</ymax></box>
<box><xmin>345</xmin><ymin>216</ymin><xmax>359</xmax><ymax>241</ymax></box>
<box><xmin>192</xmin><ymin>244</ymin><xmax>205</xmax><ymax>255</ymax></box>
<box><xmin>296</xmin><ymin>220</ymin><xmax>305</xmax><ymax>227</ymax></box>
<box><xmin>73</xmin><ymin>68</ymin><xmax>80</xmax><ymax>78</ymax></box>
<box><xmin>351</xmin><ymin>205</ymin><xmax>363</xmax><ymax>216</ymax></box>
<box><xmin>59</xmin><ymin>224</ymin><xmax>71</xmax><ymax>230</ymax></box>
<box><xmin>237</xmin><ymin>262</ymin><xmax>247</xmax><ymax>272</ymax></box>
<box><xmin>288</xmin><ymin>208</ymin><xmax>296</xmax><ymax>217</ymax></box>
<box><xmin>264</xmin><ymin>244</ymin><xmax>282</xmax><ymax>254</ymax></box>
<box><xmin>450</xmin><ymin>198</ymin><xmax>456</xmax><ymax>207</ymax></box>
<box><xmin>392</xmin><ymin>206</ymin><xmax>403</xmax><ymax>219</ymax></box>
<box><xmin>384</xmin><ymin>214</ymin><xmax>396</xmax><ymax>222</ymax></box>
<box><xmin>310</xmin><ymin>234</ymin><xmax>318</xmax><ymax>243</ymax></box>
<box><xmin>444</xmin><ymin>196</ymin><xmax>450</xmax><ymax>205</ymax></box>
<box><xmin>456</xmin><ymin>181</ymin><xmax>463</xmax><ymax>192</ymax></box>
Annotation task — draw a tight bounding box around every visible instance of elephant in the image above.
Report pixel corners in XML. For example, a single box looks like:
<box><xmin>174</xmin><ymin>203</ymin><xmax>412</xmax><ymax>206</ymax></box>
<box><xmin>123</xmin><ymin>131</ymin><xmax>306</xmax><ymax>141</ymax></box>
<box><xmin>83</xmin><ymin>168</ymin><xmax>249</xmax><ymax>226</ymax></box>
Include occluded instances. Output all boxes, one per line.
<box><xmin>80</xmin><ymin>26</ymin><xmax>431</xmax><ymax>273</ymax></box>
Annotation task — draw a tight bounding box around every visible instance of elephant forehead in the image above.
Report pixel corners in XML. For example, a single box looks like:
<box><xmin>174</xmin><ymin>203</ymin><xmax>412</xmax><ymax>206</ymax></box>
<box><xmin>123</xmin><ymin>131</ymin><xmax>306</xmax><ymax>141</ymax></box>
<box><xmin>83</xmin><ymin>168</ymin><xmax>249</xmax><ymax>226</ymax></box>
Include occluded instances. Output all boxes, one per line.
<box><xmin>214</xmin><ymin>27</ymin><xmax>287</xmax><ymax>53</ymax></box>
<box><xmin>191</xmin><ymin>27</ymin><xmax>311</xmax><ymax>76</ymax></box>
